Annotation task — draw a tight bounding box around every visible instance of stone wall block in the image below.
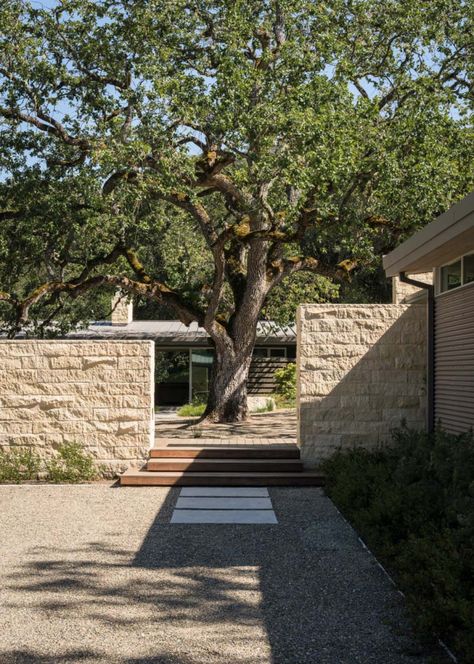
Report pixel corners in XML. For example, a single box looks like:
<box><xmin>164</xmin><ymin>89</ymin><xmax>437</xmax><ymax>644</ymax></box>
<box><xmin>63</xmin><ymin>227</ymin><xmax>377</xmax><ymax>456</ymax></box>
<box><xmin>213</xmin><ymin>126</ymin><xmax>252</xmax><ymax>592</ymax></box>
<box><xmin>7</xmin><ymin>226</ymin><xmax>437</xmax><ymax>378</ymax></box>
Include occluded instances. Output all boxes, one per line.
<box><xmin>104</xmin><ymin>383</ymin><xmax>148</xmax><ymax>396</ymax></box>
<box><xmin>117</xmin><ymin>356</ymin><xmax>147</xmax><ymax>370</ymax></box>
<box><xmin>0</xmin><ymin>340</ymin><xmax>154</xmax><ymax>476</ymax></box>
<box><xmin>0</xmin><ymin>369</ymin><xmax>37</xmax><ymax>383</ymax></box>
<box><xmin>93</xmin><ymin>407</ymin><xmax>146</xmax><ymax>422</ymax></box>
<box><xmin>49</xmin><ymin>356</ymin><xmax>83</xmax><ymax>370</ymax></box>
<box><xmin>0</xmin><ymin>421</ymin><xmax>34</xmax><ymax>434</ymax></box>
<box><xmin>82</xmin><ymin>356</ymin><xmax>118</xmax><ymax>370</ymax></box>
<box><xmin>112</xmin><ymin>445</ymin><xmax>149</xmax><ymax>460</ymax></box>
<box><xmin>121</xmin><ymin>395</ymin><xmax>147</xmax><ymax>409</ymax></box>
<box><xmin>0</xmin><ymin>344</ymin><xmax>35</xmax><ymax>357</ymax></box>
<box><xmin>31</xmin><ymin>420</ymin><xmax>85</xmax><ymax>435</ymax></box>
<box><xmin>297</xmin><ymin>303</ymin><xmax>426</xmax><ymax>466</ymax></box>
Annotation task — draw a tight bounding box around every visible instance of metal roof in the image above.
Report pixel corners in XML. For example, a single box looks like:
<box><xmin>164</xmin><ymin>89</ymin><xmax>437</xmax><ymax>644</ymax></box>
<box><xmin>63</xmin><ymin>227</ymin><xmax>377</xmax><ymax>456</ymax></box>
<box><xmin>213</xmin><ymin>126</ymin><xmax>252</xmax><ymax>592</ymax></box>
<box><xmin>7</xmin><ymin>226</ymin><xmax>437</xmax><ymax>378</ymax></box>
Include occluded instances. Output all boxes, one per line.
<box><xmin>383</xmin><ymin>191</ymin><xmax>474</xmax><ymax>277</ymax></box>
<box><xmin>67</xmin><ymin>320</ymin><xmax>296</xmax><ymax>345</ymax></box>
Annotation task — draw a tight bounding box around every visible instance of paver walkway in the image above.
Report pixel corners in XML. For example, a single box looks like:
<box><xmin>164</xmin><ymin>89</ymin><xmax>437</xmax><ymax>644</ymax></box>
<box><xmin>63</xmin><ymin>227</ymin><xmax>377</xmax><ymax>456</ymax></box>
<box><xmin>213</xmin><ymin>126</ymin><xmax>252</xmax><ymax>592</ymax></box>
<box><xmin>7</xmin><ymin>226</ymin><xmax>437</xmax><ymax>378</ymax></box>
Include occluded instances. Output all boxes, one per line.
<box><xmin>155</xmin><ymin>409</ymin><xmax>297</xmax><ymax>445</ymax></box>
<box><xmin>171</xmin><ymin>487</ymin><xmax>278</xmax><ymax>523</ymax></box>
<box><xmin>0</xmin><ymin>484</ymin><xmax>444</xmax><ymax>663</ymax></box>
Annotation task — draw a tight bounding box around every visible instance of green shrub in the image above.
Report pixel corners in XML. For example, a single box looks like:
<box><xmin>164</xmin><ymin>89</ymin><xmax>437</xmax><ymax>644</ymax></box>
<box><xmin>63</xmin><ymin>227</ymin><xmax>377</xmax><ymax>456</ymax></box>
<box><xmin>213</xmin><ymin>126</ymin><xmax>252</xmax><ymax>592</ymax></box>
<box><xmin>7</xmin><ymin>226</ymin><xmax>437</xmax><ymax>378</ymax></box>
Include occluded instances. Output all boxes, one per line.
<box><xmin>273</xmin><ymin>362</ymin><xmax>296</xmax><ymax>407</ymax></box>
<box><xmin>46</xmin><ymin>442</ymin><xmax>98</xmax><ymax>483</ymax></box>
<box><xmin>323</xmin><ymin>426</ymin><xmax>474</xmax><ymax>662</ymax></box>
<box><xmin>0</xmin><ymin>447</ymin><xmax>42</xmax><ymax>483</ymax></box>
<box><xmin>177</xmin><ymin>402</ymin><xmax>206</xmax><ymax>417</ymax></box>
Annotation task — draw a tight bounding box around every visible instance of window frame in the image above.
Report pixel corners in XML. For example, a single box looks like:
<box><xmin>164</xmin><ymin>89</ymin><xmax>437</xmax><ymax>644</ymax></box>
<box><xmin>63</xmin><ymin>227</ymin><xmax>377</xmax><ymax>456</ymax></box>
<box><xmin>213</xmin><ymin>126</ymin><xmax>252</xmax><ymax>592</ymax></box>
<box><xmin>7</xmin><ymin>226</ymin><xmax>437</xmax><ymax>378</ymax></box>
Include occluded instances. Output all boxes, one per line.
<box><xmin>435</xmin><ymin>251</ymin><xmax>474</xmax><ymax>296</ymax></box>
<box><xmin>252</xmin><ymin>346</ymin><xmax>288</xmax><ymax>358</ymax></box>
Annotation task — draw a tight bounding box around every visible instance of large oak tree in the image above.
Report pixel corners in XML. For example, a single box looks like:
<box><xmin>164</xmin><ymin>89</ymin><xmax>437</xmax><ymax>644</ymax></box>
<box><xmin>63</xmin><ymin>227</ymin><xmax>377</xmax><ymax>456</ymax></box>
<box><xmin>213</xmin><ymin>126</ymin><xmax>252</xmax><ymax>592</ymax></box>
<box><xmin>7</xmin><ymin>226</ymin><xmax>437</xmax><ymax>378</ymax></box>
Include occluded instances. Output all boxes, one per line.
<box><xmin>0</xmin><ymin>0</ymin><xmax>473</xmax><ymax>421</ymax></box>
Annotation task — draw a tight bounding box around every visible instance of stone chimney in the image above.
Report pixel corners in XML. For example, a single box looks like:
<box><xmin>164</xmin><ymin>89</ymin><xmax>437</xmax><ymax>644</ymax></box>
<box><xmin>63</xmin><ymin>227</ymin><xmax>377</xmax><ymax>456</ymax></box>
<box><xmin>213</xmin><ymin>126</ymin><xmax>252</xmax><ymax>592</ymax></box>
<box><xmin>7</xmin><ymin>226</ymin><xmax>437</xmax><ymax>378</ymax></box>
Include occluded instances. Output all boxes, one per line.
<box><xmin>392</xmin><ymin>272</ymin><xmax>433</xmax><ymax>304</ymax></box>
<box><xmin>111</xmin><ymin>292</ymin><xmax>133</xmax><ymax>325</ymax></box>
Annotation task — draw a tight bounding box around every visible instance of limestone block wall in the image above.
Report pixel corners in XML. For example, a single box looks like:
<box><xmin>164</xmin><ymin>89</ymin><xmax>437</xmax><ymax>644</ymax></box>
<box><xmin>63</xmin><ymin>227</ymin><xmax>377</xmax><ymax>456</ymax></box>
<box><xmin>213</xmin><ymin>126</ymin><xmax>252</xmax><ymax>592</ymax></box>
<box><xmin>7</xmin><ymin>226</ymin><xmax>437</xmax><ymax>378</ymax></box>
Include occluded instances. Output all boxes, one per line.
<box><xmin>0</xmin><ymin>340</ymin><xmax>154</xmax><ymax>476</ymax></box>
<box><xmin>111</xmin><ymin>292</ymin><xmax>134</xmax><ymax>325</ymax></box>
<box><xmin>392</xmin><ymin>272</ymin><xmax>433</xmax><ymax>303</ymax></box>
<box><xmin>297</xmin><ymin>304</ymin><xmax>426</xmax><ymax>465</ymax></box>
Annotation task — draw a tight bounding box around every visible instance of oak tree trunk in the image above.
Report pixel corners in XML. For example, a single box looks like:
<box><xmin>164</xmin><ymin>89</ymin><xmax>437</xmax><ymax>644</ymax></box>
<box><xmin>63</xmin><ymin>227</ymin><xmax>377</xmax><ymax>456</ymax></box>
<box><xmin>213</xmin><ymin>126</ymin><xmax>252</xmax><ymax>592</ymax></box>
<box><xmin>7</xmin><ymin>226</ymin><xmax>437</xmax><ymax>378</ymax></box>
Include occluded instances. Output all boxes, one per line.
<box><xmin>201</xmin><ymin>345</ymin><xmax>253</xmax><ymax>423</ymax></box>
<box><xmin>201</xmin><ymin>231</ymin><xmax>272</xmax><ymax>423</ymax></box>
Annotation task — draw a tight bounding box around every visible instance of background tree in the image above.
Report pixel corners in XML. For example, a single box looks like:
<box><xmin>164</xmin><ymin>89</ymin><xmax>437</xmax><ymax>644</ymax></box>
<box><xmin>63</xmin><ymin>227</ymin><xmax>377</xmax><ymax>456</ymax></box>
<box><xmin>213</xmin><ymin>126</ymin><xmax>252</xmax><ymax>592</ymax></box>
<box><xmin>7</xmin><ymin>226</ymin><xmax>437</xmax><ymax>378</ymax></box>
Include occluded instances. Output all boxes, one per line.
<box><xmin>0</xmin><ymin>0</ymin><xmax>472</xmax><ymax>421</ymax></box>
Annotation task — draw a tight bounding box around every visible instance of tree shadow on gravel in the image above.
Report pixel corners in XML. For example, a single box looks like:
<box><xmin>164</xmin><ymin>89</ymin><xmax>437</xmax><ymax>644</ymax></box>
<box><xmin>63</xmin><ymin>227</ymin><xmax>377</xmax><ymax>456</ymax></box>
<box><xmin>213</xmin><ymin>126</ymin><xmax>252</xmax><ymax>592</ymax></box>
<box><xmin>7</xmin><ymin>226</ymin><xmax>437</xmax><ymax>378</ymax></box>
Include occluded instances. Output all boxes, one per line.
<box><xmin>2</xmin><ymin>488</ymin><xmax>444</xmax><ymax>664</ymax></box>
<box><xmin>0</xmin><ymin>650</ymin><xmax>199</xmax><ymax>664</ymax></box>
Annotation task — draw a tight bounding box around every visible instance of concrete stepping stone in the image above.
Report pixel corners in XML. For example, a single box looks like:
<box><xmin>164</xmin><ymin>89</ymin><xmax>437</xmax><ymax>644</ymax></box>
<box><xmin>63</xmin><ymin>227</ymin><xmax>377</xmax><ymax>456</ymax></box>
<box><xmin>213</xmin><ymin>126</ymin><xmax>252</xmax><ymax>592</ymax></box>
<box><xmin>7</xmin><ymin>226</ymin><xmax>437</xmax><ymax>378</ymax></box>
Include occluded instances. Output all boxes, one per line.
<box><xmin>176</xmin><ymin>497</ymin><xmax>273</xmax><ymax>510</ymax></box>
<box><xmin>171</xmin><ymin>509</ymin><xmax>278</xmax><ymax>524</ymax></box>
<box><xmin>179</xmin><ymin>487</ymin><xmax>269</xmax><ymax>497</ymax></box>
<box><xmin>171</xmin><ymin>486</ymin><xmax>278</xmax><ymax>523</ymax></box>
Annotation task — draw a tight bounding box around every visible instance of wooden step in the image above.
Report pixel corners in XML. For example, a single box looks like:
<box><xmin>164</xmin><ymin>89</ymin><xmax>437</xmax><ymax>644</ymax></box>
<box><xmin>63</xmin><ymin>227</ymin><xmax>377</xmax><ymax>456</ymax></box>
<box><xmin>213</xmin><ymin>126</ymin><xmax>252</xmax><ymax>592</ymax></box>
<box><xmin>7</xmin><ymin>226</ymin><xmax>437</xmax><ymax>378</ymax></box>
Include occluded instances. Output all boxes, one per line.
<box><xmin>120</xmin><ymin>467</ymin><xmax>324</xmax><ymax>487</ymax></box>
<box><xmin>150</xmin><ymin>445</ymin><xmax>300</xmax><ymax>459</ymax></box>
<box><xmin>146</xmin><ymin>458</ymin><xmax>303</xmax><ymax>473</ymax></box>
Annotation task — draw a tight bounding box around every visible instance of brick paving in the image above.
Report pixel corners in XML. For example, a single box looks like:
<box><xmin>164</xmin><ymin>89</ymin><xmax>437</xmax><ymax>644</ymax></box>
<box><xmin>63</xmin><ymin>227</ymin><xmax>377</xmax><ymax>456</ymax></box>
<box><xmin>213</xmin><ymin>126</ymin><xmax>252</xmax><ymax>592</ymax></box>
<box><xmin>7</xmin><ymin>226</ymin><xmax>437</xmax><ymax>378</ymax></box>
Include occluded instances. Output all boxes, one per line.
<box><xmin>155</xmin><ymin>409</ymin><xmax>297</xmax><ymax>446</ymax></box>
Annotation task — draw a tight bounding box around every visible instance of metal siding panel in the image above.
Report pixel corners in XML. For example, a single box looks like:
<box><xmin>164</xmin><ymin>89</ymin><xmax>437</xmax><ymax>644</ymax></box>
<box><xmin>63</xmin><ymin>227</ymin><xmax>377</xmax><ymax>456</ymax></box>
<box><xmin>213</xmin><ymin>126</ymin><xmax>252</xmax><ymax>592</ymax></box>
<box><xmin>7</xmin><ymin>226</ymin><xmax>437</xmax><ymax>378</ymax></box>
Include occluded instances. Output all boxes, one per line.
<box><xmin>435</xmin><ymin>284</ymin><xmax>474</xmax><ymax>433</ymax></box>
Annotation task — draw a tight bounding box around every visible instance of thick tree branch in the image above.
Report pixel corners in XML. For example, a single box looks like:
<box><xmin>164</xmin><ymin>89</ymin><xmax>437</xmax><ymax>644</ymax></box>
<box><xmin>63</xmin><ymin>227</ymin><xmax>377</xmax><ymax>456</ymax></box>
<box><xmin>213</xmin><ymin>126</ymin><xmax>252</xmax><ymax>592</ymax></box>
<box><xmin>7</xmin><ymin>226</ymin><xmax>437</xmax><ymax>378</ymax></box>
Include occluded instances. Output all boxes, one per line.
<box><xmin>0</xmin><ymin>106</ymin><xmax>89</xmax><ymax>149</ymax></box>
<box><xmin>161</xmin><ymin>194</ymin><xmax>218</xmax><ymax>246</ymax></box>
<box><xmin>198</xmin><ymin>173</ymin><xmax>255</xmax><ymax>212</ymax></box>
<box><xmin>268</xmin><ymin>255</ymin><xmax>354</xmax><ymax>290</ymax></box>
<box><xmin>204</xmin><ymin>235</ymin><xmax>227</xmax><ymax>330</ymax></box>
<box><xmin>4</xmin><ymin>272</ymin><xmax>201</xmax><ymax>335</ymax></box>
<box><xmin>0</xmin><ymin>243</ymin><xmax>206</xmax><ymax>335</ymax></box>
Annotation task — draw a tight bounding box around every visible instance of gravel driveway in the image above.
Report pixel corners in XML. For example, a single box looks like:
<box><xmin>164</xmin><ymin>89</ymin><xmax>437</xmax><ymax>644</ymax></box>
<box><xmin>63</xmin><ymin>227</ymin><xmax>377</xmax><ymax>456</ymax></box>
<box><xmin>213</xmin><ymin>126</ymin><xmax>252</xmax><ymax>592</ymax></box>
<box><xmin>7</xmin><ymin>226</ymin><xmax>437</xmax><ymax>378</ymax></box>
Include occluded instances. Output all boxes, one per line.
<box><xmin>0</xmin><ymin>485</ymin><xmax>440</xmax><ymax>664</ymax></box>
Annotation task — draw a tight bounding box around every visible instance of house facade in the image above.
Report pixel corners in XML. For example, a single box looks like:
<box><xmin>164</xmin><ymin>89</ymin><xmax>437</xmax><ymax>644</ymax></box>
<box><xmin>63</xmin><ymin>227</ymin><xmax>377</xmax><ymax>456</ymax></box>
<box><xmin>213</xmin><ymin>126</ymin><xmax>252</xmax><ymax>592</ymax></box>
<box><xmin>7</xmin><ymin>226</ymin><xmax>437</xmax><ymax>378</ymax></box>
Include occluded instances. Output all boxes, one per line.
<box><xmin>383</xmin><ymin>191</ymin><xmax>474</xmax><ymax>434</ymax></box>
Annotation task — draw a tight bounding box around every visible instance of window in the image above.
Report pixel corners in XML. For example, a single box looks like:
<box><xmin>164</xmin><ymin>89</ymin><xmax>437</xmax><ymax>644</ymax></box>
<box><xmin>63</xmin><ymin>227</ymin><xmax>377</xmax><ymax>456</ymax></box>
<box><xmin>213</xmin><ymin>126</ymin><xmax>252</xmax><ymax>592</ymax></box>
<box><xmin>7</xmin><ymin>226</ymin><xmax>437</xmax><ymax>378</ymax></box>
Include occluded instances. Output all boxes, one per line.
<box><xmin>191</xmin><ymin>349</ymin><xmax>214</xmax><ymax>402</ymax></box>
<box><xmin>252</xmin><ymin>347</ymin><xmax>288</xmax><ymax>358</ymax></box>
<box><xmin>464</xmin><ymin>253</ymin><xmax>474</xmax><ymax>285</ymax></box>
<box><xmin>439</xmin><ymin>253</ymin><xmax>474</xmax><ymax>293</ymax></box>
<box><xmin>440</xmin><ymin>260</ymin><xmax>461</xmax><ymax>292</ymax></box>
<box><xmin>287</xmin><ymin>346</ymin><xmax>296</xmax><ymax>359</ymax></box>
<box><xmin>269</xmin><ymin>348</ymin><xmax>286</xmax><ymax>358</ymax></box>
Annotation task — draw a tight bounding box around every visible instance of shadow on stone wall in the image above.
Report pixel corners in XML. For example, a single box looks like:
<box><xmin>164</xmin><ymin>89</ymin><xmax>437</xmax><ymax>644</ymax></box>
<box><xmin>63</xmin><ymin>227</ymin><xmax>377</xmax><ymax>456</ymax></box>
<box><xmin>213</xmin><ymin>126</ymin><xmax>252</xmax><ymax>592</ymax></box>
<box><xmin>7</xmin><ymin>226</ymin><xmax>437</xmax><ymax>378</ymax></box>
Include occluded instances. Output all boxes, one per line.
<box><xmin>298</xmin><ymin>304</ymin><xmax>427</xmax><ymax>465</ymax></box>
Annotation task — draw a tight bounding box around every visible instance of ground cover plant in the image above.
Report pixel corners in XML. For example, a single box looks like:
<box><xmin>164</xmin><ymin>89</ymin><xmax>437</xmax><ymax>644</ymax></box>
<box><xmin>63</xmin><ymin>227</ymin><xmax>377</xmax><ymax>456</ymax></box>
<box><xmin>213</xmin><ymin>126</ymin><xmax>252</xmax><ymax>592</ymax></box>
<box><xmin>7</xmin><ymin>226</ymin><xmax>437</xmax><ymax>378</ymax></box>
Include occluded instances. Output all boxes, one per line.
<box><xmin>0</xmin><ymin>442</ymin><xmax>99</xmax><ymax>483</ymax></box>
<box><xmin>323</xmin><ymin>426</ymin><xmax>474</xmax><ymax>663</ymax></box>
<box><xmin>177</xmin><ymin>401</ymin><xmax>207</xmax><ymax>418</ymax></box>
<box><xmin>0</xmin><ymin>447</ymin><xmax>41</xmax><ymax>483</ymax></box>
<box><xmin>46</xmin><ymin>442</ymin><xmax>98</xmax><ymax>483</ymax></box>
<box><xmin>273</xmin><ymin>362</ymin><xmax>296</xmax><ymax>408</ymax></box>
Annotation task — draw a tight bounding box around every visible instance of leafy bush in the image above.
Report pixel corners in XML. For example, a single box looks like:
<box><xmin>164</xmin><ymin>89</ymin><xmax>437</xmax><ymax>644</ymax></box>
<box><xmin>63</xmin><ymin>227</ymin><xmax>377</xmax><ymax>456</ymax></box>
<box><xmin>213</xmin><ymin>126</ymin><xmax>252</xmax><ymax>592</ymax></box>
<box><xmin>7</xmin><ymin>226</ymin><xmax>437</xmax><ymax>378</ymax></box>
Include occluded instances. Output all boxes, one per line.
<box><xmin>46</xmin><ymin>442</ymin><xmax>98</xmax><ymax>483</ymax></box>
<box><xmin>0</xmin><ymin>447</ymin><xmax>42</xmax><ymax>483</ymax></box>
<box><xmin>177</xmin><ymin>402</ymin><xmax>206</xmax><ymax>417</ymax></box>
<box><xmin>323</xmin><ymin>426</ymin><xmax>474</xmax><ymax>662</ymax></box>
<box><xmin>274</xmin><ymin>362</ymin><xmax>296</xmax><ymax>406</ymax></box>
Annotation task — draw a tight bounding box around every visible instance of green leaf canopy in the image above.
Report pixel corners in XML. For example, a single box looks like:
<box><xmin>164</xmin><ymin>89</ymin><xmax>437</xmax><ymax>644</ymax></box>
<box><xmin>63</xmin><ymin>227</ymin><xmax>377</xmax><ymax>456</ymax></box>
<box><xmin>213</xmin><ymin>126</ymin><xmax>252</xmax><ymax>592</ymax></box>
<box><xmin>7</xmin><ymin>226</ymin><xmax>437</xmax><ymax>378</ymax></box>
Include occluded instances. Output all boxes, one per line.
<box><xmin>0</xmin><ymin>0</ymin><xmax>472</xmax><ymax>335</ymax></box>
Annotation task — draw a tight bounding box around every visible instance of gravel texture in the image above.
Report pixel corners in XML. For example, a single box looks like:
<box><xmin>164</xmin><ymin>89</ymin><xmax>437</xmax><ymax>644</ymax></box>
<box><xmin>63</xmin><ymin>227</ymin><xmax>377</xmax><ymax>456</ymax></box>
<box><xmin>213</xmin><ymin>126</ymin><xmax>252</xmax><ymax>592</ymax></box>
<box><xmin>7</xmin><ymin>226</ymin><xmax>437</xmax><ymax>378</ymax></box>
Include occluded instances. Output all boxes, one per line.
<box><xmin>0</xmin><ymin>484</ymin><xmax>443</xmax><ymax>664</ymax></box>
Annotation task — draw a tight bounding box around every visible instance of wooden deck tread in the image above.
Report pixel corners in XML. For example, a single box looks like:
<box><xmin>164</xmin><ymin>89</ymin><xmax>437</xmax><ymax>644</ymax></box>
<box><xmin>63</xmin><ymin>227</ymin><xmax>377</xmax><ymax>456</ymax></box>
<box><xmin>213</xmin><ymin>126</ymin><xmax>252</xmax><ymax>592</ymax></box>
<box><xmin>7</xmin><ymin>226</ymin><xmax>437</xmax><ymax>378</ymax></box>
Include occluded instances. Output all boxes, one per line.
<box><xmin>150</xmin><ymin>446</ymin><xmax>300</xmax><ymax>459</ymax></box>
<box><xmin>120</xmin><ymin>468</ymin><xmax>324</xmax><ymax>487</ymax></box>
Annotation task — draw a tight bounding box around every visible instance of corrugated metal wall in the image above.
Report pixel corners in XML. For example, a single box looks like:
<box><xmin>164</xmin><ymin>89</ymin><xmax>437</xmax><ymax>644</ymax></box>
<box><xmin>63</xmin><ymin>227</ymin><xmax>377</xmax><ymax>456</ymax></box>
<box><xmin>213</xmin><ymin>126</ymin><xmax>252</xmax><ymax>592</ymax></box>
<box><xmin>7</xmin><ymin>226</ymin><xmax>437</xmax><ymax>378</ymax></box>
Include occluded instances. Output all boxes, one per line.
<box><xmin>435</xmin><ymin>283</ymin><xmax>474</xmax><ymax>433</ymax></box>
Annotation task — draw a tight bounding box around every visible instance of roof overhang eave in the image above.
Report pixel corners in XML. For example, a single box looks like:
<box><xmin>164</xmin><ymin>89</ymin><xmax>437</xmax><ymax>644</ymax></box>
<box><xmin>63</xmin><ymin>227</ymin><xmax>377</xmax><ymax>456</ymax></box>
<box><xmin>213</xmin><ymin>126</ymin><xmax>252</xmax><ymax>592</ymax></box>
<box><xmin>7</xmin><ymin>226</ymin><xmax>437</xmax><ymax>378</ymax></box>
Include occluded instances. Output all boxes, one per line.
<box><xmin>383</xmin><ymin>192</ymin><xmax>474</xmax><ymax>278</ymax></box>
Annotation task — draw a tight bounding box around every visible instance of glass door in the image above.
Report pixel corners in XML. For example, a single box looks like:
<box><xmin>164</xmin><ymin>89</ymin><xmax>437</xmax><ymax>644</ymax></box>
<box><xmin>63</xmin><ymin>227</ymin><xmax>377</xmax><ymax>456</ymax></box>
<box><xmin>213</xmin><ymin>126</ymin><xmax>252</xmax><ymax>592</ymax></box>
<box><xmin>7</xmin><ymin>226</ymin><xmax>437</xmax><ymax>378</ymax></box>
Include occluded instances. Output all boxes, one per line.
<box><xmin>191</xmin><ymin>349</ymin><xmax>214</xmax><ymax>403</ymax></box>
